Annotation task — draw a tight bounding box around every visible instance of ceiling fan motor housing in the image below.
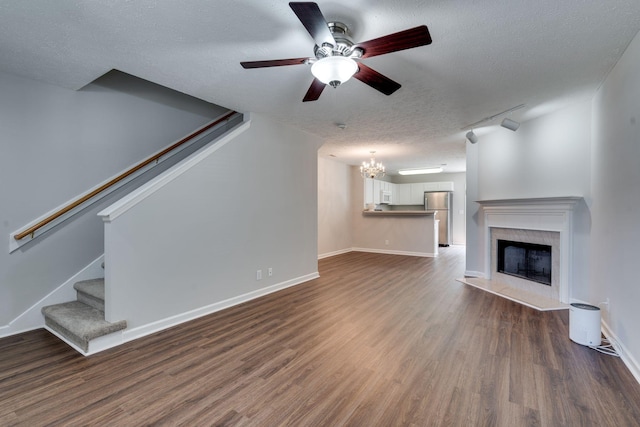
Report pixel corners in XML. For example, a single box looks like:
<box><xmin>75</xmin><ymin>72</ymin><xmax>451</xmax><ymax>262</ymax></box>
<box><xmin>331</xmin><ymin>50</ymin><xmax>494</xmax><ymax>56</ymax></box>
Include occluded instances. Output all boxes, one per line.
<box><xmin>313</xmin><ymin>22</ymin><xmax>363</xmax><ymax>60</ymax></box>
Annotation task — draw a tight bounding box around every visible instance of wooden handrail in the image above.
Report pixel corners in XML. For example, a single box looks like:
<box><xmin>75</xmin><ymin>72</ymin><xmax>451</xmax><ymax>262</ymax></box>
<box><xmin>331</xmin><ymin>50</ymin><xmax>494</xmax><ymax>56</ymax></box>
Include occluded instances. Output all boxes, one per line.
<box><xmin>14</xmin><ymin>110</ymin><xmax>238</xmax><ymax>241</ymax></box>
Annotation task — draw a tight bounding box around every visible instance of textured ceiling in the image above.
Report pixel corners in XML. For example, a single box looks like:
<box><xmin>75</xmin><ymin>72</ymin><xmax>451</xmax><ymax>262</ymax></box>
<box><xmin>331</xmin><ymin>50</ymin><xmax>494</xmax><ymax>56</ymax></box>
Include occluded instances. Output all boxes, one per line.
<box><xmin>1</xmin><ymin>1</ymin><xmax>639</xmax><ymax>174</ymax></box>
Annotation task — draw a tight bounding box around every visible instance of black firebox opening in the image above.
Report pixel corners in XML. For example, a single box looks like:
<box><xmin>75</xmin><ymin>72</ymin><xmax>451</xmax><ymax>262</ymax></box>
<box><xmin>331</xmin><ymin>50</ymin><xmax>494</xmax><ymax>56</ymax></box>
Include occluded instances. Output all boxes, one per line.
<box><xmin>497</xmin><ymin>239</ymin><xmax>552</xmax><ymax>286</ymax></box>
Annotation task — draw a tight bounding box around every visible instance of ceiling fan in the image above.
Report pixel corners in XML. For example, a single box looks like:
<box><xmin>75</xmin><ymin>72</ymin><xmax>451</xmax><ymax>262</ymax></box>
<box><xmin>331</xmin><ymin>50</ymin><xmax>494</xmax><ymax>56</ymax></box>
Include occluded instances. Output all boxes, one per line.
<box><xmin>240</xmin><ymin>2</ymin><xmax>432</xmax><ymax>102</ymax></box>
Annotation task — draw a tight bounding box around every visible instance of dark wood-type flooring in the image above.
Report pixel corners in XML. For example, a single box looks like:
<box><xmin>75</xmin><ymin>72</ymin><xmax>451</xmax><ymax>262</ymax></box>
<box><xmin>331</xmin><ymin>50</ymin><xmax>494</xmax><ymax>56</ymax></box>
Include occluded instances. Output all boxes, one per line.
<box><xmin>2</xmin><ymin>247</ymin><xmax>640</xmax><ymax>426</ymax></box>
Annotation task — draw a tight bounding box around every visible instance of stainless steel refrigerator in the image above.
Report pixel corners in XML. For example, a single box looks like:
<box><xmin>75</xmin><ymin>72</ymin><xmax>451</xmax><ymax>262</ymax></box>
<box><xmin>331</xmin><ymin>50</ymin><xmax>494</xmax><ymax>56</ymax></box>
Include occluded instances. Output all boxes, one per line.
<box><xmin>424</xmin><ymin>191</ymin><xmax>452</xmax><ymax>246</ymax></box>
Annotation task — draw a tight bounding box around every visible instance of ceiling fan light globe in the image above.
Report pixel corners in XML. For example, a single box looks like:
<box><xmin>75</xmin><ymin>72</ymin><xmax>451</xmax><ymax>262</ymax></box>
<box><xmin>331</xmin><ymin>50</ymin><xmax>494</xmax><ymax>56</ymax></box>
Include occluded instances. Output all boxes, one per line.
<box><xmin>311</xmin><ymin>56</ymin><xmax>358</xmax><ymax>86</ymax></box>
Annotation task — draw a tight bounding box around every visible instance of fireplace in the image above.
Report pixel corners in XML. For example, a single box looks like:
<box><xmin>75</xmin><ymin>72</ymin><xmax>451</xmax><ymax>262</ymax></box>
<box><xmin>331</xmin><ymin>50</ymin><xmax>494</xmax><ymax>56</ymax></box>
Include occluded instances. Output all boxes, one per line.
<box><xmin>490</xmin><ymin>228</ymin><xmax>560</xmax><ymax>301</ymax></box>
<box><xmin>475</xmin><ymin>197</ymin><xmax>584</xmax><ymax>306</ymax></box>
<box><xmin>497</xmin><ymin>239</ymin><xmax>552</xmax><ymax>286</ymax></box>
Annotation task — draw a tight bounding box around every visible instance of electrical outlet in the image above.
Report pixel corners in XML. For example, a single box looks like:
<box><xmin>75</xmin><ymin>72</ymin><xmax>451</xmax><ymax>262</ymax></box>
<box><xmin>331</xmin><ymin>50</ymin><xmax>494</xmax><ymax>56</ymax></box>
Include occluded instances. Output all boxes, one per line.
<box><xmin>256</xmin><ymin>270</ymin><xmax>262</xmax><ymax>280</ymax></box>
<box><xmin>385</xmin><ymin>239</ymin><xmax>389</xmax><ymax>245</ymax></box>
<box><xmin>268</xmin><ymin>267</ymin><xmax>273</xmax><ymax>277</ymax></box>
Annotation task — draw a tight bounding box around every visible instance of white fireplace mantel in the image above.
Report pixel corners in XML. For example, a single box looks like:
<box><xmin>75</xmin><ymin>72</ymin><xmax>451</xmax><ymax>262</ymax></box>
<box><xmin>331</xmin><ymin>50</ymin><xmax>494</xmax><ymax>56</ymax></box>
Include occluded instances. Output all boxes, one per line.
<box><xmin>476</xmin><ymin>196</ymin><xmax>582</xmax><ymax>208</ymax></box>
<box><xmin>476</xmin><ymin>196</ymin><xmax>583</xmax><ymax>304</ymax></box>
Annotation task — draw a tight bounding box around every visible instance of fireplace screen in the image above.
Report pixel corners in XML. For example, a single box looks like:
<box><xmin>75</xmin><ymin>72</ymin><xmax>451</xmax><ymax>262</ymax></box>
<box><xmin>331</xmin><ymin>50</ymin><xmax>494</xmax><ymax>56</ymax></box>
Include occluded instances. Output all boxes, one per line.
<box><xmin>497</xmin><ymin>239</ymin><xmax>552</xmax><ymax>286</ymax></box>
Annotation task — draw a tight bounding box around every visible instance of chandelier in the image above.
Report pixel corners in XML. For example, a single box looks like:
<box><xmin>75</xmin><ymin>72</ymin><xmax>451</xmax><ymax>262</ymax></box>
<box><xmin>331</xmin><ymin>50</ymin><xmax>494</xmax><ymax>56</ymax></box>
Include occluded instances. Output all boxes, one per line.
<box><xmin>360</xmin><ymin>151</ymin><xmax>385</xmax><ymax>179</ymax></box>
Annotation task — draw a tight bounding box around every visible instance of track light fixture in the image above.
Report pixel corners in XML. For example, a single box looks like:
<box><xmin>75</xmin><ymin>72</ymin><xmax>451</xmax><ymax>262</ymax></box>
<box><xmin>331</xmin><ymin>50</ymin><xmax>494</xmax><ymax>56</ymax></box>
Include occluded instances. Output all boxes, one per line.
<box><xmin>466</xmin><ymin>130</ymin><xmax>478</xmax><ymax>144</ymax></box>
<box><xmin>461</xmin><ymin>104</ymin><xmax>525</xmax><ymax>144</ymax></box>
<box><xmin>501</xmin><ymin>118</ymin><xmax>520</xmax><ymax>131</ymax></box>
<box><xmin>462</xmin><ymin>104</ymin><xmax>525</xmax><ymax>130</ymax></box>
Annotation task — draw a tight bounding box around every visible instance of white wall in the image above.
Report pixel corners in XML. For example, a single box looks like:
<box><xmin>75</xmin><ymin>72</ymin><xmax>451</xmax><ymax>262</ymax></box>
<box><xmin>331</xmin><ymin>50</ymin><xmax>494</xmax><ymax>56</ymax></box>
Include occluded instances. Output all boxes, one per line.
<box><xmin>465</xmin><ymin>142</ymin><xmax>482</xmax><ymax>277</ymax></box>
<box><xmin>0</xmin><ymin>70</ymin><xmax>227</xmax><ymax>328</ymax></box>
<box><xmin>318</xmin><ymin>157</ymin><xmax>352</xmax><ymax>258</ymax></box>
<box><xmin>466</xmin><ymin>100</ymin><xmax>593</xmax><ymax>277</ymax></box>
<box><xmin>591</xmin><ymin>31</ymin><xmax>640</xmax><ymax>370</ymax></box>
<box><xmin>466</xmin><ymin>29</ymin><xmax>640</xmax><ymax>377</ymax></box>
<box><xmin>101</xmin><ymin>114</ymin><xmax>323</xmax><ymax>329</ymax></box>
<box><xmin>477</xmin><ymin>101</ymin><xmax>592</xmax><ymax>201</ymax></box>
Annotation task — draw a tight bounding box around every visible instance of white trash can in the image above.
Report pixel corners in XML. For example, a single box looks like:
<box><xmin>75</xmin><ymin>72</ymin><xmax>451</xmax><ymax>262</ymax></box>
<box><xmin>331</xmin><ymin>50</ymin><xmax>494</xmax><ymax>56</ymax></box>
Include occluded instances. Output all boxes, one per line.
<box><xmin>569</xmin><ymin>303</ymin><xmax>601</xmax><ymax>346</ymax></box>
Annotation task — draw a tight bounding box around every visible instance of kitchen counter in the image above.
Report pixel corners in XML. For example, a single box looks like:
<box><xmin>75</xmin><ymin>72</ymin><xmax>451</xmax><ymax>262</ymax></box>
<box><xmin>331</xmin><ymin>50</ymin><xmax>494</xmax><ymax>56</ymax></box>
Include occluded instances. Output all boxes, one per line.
<box><xmin>362</xmin><ymin>210</ymin><xmax>438</xmax><ymax>216</ymax></box>
<box><xmin>355</xmin><ymin>209</ymin><xmax>440</xmax><ymax>257</ymax></box>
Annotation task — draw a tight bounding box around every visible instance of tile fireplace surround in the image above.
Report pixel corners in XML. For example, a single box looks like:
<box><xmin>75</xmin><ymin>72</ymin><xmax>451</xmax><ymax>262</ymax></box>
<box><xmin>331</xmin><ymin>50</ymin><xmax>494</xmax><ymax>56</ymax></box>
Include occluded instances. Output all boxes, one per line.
<box><xmin>462</xmin><ymin>197</ymin><xmax>584</xmax><ymax>311</ymax></box>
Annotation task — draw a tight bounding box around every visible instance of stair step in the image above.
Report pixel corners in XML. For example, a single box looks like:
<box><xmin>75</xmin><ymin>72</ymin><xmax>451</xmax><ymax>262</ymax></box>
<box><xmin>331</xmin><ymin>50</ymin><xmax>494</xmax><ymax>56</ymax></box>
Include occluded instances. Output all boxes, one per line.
<box><xmin>74</xmin><ymin>278</ymin><xmax>105</xmax><ymax>311</ymax></box>
<box><xmin>42</xmin><ymin>301</ymin><xmax>126</xmax><ymax>353</ymax></box>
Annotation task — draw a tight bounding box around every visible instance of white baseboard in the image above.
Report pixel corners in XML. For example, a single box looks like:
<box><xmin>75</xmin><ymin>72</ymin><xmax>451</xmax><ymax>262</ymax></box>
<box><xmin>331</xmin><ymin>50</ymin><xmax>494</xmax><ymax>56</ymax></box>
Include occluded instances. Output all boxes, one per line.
<box><xmin>318</xmin><ymin>248</ymin><xmax>352</xmax><ymax>259</ymax></box>
<box><xmin>0</xmin><ymin>255</ymin><xmax>104</xmax><ymax>338</ymax></box>
<box><xmin>601</xmin><ymin>320</ymin><xmax>640</xmax><ymax>385</ymax></box>
<box><xmin>96</xmin><ymin>272</ymin><xmax>320</xmax><ymax>354</ymax></box>
<box><xmin>18</xmin><ymin>270</ymin><xmax>318</xmax><ymax>356</ymax></box>
<box><xmin>352</xmin><ymin>247</ymin><xmax>437</xmax><ymax>258</ymax></box>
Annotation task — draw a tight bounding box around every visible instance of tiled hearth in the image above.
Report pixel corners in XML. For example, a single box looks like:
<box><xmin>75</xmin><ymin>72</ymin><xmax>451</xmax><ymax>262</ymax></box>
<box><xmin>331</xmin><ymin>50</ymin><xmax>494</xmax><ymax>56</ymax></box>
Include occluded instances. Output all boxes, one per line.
<box><xmin>459</xmin><ymin>197</ymin><xmax>583</xmax><ymax>311</ymax></box>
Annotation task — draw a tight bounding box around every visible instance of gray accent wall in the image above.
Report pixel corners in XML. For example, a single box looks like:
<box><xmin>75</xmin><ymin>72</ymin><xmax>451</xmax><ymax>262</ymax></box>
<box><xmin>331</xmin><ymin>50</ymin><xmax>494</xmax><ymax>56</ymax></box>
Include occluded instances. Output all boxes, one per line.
<box><xmin>0</xmin><ymin>70</ymin><xmax>227</xmax><ymax>328</ymax></box>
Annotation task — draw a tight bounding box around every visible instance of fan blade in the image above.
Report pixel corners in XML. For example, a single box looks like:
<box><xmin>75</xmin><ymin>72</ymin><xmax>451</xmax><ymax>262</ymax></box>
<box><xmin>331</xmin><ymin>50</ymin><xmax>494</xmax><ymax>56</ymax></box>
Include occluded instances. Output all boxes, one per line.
<box><xmin>289</xmin><ymin>2</ymin><xmax>335</xmax><ymax>47</ymax></box>
<box><xmin>241</xmin><ymin>58</ymin><xmax>309</xmax><ymax>69</ymax></box>
<box><xmin>356</xmin><ymin>25</ymin><xmax>432</xmax><ymax>59</ymax></box>
<box><xmin>353</xmin><ymin>63</ymin><xmax>401</xmax><ymax>96</ymax></box>
<box><xmin>303</xmin><ymin>78</ymin><xmax>326</xmax><ymax>102</ymax></box>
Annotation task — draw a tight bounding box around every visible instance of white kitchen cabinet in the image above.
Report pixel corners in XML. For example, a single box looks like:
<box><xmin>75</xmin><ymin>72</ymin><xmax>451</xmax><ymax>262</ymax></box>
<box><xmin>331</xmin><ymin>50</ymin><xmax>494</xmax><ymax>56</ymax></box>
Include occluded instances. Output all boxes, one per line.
<box><xmin>423</xmin><ymin>181</ymin><xmax>455</xmax><ymax>193</ymax></box>
<box><xmin>405</xmin><ymin>181</ymin><xmax>455</xmax><ymax>204</ymax></box>
<box><xmin>409</xmin><ymin>183</ymin><xmax>426</xmax><ymax>204</ymax></box>
<box><xmin>388</xmin><ymin>182</ymin><xmax>397</xmax><ymax>203</ymax></box>
<box><xmin>427</xmin><ymin>182</ymin><xmax>445</xmax><ymax>192</ymax></box>
<box><xmin>383</xmin><ymin>181</ymin><xmax>393</xmax><ymax>192</ymax></box>
<box><xmin>363</xmin><ymin>180</ymin><xmax>453</xmax><ymax>207</ymax></box>
<box><xmin>395</xmin><ymin>184</ymin><xmax>411</xmax><ymax>205</ymax></box>
<box><xmin>364</xmin><ymin>178</ymin><xmax>374</xmax><ymax>206</ymax></box>
<box><xmin>373</xmin><ymin>179</ymin><xmax>381</xmax><ymax>204</ymax></box>
<box><xmin>382</xmin><ymin>181</ymin><xmax>394</xmax><ymax>199</ymax></box>
<box><xmin>364</xmin><ymin>179</ymin><xmax>395</xmax><ymax>205</ymax></box>
<box><xmin>437</xmin><ymin>181</ymin><xmax>455</xmax><ymax>191</ymax></box>
<box><xmin>378</xmin><ymin>180</ymin><xmax>394</xmax><ymax>204</ymax></box>
<box><xmin>422</xmin><ymin>182</ymin><xmax>434</xmax><ymax>192</ymax></box>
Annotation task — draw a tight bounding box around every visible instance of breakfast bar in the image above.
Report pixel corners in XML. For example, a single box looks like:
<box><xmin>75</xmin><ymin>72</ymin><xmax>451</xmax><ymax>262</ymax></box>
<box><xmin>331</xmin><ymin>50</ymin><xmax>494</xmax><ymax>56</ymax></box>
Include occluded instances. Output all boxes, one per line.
<box><xmin>358</xmin><ymin>210</ymin><xmax>439</xmax><ymax>257</ymax></box>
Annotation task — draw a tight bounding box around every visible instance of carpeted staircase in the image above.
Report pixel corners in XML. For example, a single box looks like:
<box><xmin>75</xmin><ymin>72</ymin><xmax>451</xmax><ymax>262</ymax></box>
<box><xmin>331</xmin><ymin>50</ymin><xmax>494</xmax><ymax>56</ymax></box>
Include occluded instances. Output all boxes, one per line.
<box><xmin>42</xmin><ymin>279</ymin><xmax>126</xmax><ymax>353</ymax></box>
